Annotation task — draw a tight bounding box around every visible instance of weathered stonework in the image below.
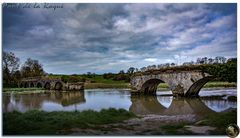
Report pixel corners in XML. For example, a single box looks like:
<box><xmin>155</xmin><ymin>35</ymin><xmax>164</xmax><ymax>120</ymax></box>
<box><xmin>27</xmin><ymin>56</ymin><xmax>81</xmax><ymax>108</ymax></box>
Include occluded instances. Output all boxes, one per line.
<box><xmin>130</xmin><ymin>71</ymin><xmax>214</xmax><ymax>97</ymax></box>
<box><xmin>19</xmin><ymin>77</ymin><xmax>84</xmax><ymax>91</ymax></box>
<box><xmin>66</xmin><ymin>82</ymin><xmax>84</xmax><ymax>91</ymax></box>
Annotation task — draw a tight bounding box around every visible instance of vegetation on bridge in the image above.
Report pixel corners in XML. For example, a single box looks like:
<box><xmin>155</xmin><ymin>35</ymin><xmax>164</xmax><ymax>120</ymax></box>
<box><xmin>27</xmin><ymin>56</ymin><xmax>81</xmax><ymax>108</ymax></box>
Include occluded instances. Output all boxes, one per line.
<box><xmin>133</xmin><ymin>58</ymin><xmax>237</xmax><ymax>83</ymax></box>
<box><xmin>3</xmin><ymin>108</ymin><xmax>136</xmax><ymax>135</ymax></box>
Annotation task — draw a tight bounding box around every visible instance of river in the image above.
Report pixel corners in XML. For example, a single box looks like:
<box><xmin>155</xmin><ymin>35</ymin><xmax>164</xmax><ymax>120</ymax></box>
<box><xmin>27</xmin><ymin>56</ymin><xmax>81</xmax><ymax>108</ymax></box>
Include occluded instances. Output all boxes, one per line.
<box><xmin>3</xmin><ymin>88</ymin><xmax>237</xmax><ymax>118</ymax></box>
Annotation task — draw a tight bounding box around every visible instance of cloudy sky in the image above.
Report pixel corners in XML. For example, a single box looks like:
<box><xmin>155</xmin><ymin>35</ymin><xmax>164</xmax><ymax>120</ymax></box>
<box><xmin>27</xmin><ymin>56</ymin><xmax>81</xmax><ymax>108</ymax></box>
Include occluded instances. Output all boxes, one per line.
<box><xmin>3</xmin><ymin>3</ymin><xmax>237</xmax><ymax>74</ymax></box>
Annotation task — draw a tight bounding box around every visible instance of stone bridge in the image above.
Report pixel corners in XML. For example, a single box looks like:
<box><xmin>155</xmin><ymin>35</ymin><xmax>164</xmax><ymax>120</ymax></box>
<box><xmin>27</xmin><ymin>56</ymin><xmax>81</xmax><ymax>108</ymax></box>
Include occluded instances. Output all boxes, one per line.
<box><xmin>19</xmin><ymin>77</ymin><xmax>84</xmax><ymax>91</ymax></box>
<box><xmin>130</xmin><ymin>70</ymin><xmax>215</xmax><ymax>97</ymax></box>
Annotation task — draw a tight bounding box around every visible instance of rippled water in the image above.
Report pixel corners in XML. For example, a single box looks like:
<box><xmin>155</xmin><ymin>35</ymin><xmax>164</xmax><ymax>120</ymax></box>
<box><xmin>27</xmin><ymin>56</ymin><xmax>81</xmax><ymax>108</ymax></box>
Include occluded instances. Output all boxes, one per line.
<box><xmin>3</xmin><ymin>88</ymin><xmax>237</xmax><ymax>117</ymax></box>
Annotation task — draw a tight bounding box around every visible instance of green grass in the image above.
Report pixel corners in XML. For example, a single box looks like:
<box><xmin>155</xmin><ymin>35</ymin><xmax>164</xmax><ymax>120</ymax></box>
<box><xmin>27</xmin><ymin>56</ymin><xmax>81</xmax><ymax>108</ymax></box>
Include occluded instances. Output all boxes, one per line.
<box><xmin>3</xmin><ymin>108</ymin><xmax>136</xmax><ymax>135</ymax></box>
<box><xmin>85</xmin><ymin>75</ymin><xmax>127</xmax><ymax>84</ymax></box>
<box><xmin>85</xmin><ymin>83</ymin><xmax>130</xmax><ymax>89</ymax></box>
<box><xmin>159</xmin><ymin>110</ymin><xmax>237</xmax><ymax>135</ymax></box>
<box><xmin>160</xmin><ymin>123</ymin><xmax>194</xmax><ymax>135</ymax></box>
<box><xmin>157</xmin><ymin>82</ymin><xmax>236</xmax><ymax>89</ymax></box>
<box><xmin>203</xmin><ymin>82</ymin><xmax>236</xmax><ymax>88</ymax></box>
<box><xmin>50</xmin><ymin>74</ymin><xmax>127</xmax><ymax>84</ymax></box>
<box><xmin>195</xmin><ymin>109</ymin><xmax>237</xmax><ymax>135</ymax></box>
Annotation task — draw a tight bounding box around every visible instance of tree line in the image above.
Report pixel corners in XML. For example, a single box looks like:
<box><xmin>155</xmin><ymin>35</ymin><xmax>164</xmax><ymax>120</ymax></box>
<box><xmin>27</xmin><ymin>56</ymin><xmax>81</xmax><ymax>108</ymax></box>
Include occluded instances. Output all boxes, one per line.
<box><xmin>139</xmin><ymin>56</ymin><xmax>228</xmax><ymax>72</ymax></box>
<box><xmin>3</xmin><ymin>51</ymin><xmax>45</xmax><ymax>87</ymax></box>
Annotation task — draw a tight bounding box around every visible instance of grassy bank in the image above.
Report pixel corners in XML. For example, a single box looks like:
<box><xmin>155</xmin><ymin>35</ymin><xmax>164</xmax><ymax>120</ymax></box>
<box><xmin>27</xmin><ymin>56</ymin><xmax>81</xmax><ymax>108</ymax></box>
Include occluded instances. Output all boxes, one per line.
<box><xmin>203</xmin><ymin>82</ymin><xmax>236</xmax><ymax>88</ymax></box>
<box><xmin>158</xmin><ymin>109</ymin><xmax>237</xmax><ymax>135</ymax></box>
<box><xmin>3</xmin><ymin>88</ymin><xmax>44</xmax><ymax>93</ymax></box>
<box><xmin>157</xmin><ymin>82</ymin><xmax>236</xmax><ymax>89</ymax></box>
<box><xmin>3</xmin><ymin>108</ymin><xmax>136</xmax><ymax>135</ymax></box>
<box><xmin>84</xmin><ymin>83</ymin><xmax>130</xmax><ymax>89</ymax></box>
<box><xmin>195</xmin><ymin>109</ymin><xmax>237</xmax><ymax>135</ymax></box>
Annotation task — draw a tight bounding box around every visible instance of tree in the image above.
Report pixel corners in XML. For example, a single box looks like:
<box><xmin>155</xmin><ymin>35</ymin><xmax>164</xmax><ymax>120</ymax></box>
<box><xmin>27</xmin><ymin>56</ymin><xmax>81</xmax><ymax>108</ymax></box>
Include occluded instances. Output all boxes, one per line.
<box><xmin>202</xmin><ymin>57</ymin><xmax>208</xmax><ymax>64</ymax></box>
<box><xmin>103</xmin><ymin>73</ymin><xmax>114</xmax><ymax>79</ymax></box>
<box><xmin>127</xmin><ymin>67</ymin><xmax>135</xmax><ymax>74</ymax></box>
<box><xmin>208</xmin><ymin>58</ymin><xmax>214</xmax><ymax>64</ymax></box>
<box><xmin>196</xmin><ymin>58</ymin><xmax>202</xmax><ymax>64</ymax></box>
<box><xmin>86</xmin><ymin>72</ymin><xmax>92</xmax><ymax>78</ymax></box>
<box><xmin>113</xmin><ymin>70</ymin><xmax>129</xmax><ymax>81</ymax></box>
<box><xmin>119</xmin><ymin>70</ymin><xmax>125</xmax><ymax>74</ymax></box>
<box><xmin>21</xmin><ymin>58</ymin><xmax>45</xmax><ymax>78</ymax></box>
<box><xmin>3</xmin><ymin>51</ymin><xmax>20</xmax><ymax>86</ymax></box>
<box><xmin>170</xmin><ymin>63</ymin><xmax>176</xmax><ymax>67</ymax></box>
<box><xmin>140</xmin><ymin>67</ymin><xmax>147</xmax><ymax>72</ymax></box>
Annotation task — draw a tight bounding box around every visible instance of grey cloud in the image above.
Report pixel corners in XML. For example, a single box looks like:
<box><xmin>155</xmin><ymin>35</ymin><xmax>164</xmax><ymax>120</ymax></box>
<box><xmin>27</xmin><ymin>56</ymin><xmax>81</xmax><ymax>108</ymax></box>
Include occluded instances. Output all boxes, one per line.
<box><xmin>3</xmin><ymin>3</ymin><xmax>237</xmax><ymax>74</ymax></box>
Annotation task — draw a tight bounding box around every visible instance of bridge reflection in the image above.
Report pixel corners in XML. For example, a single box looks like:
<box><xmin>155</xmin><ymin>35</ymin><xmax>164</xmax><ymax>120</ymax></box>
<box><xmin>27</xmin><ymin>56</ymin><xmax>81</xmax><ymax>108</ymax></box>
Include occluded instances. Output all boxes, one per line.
<box><xmin>3</xmin><ymin>91</ymin><xmax>85</xmax><ymax>112</ymax></box>
<box><xmin>129</xmin><ymin>95</ymin><xmax>216</xmax><ymax>118</ymax></box>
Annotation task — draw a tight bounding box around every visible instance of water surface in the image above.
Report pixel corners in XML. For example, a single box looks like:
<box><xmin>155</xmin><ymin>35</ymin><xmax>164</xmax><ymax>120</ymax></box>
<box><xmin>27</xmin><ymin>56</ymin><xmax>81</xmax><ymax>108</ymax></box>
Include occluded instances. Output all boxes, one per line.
<box><xmin>3</xmin><ymin>88</ymin><xmax>237</xmax><ymax>117</ymax></box>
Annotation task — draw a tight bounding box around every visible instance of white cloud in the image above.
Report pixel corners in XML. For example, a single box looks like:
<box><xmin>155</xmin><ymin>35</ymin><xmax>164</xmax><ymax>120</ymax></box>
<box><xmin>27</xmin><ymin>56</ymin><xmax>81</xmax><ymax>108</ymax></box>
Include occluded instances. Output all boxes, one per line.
<box><xmin>144</xmin><ymin>58</ymin><xmax>158</xmax><ymax>62</ymax></box>
<box><xmin>27</xmin><ymin>25</ymin><xmax>53</xmax><ymax>37</ymax></box>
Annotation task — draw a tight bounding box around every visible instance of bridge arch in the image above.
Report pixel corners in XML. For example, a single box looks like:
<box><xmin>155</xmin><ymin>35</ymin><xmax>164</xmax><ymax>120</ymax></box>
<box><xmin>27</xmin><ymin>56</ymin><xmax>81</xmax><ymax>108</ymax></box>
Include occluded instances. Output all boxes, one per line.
<box><xmin>185</xmin><ymin>76</ymin><xmax>215</xmax><ymax>97</ymax></box>
<box><xmin>54</xmin><ymin>81</ymin><xmax>63</xmax><ymax>90</ymax></box>
<box><xmin>44</xmin><ymin>82</ymin><xmax>51</xmax><ymax>90</ymax></box>
<box><xmin>30</xmin><ymin>82</ymin><xmax>35</xmax><ymax>87</ymax></box>
<box><xmin>20</xmin><ymin>82</ymin><xmax>24</xmax><ymax>88</ymax></box>
<box><xmin>36</xmin><ymin>82</ymin><xmax>43</xmax><ymax>88</ymax></box>
<box><xmin>24</xmin><ymin>82</ymin><xmax>28</xmax><ymax>88</ymax></box>
<box><xmin>140</xmin><ymin>78</ymin><xmax>169</xmax><ymax>94</ymax></box>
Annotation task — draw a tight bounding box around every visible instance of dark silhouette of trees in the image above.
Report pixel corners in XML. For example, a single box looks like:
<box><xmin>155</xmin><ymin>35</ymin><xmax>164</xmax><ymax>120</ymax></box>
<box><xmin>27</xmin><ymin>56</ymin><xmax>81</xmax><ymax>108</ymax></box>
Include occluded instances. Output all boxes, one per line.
<box><xmin>20</xmin><ymin>58</ymin><xmax>45</xmax><ymax>78</ymax></box>
<box><xmin>127</xmin><ymin>67</ymin><xmax>135</xmax><ymax>74</ymax></box>
<box><xmin>201</xmin><ymin>58</ymin><xmax>237</xmax><ymax>82</ymax></box>
<box><xmin>3</xmin><ymin>51</ymin><xmax>20</xmax><ymax>87</ymax></box>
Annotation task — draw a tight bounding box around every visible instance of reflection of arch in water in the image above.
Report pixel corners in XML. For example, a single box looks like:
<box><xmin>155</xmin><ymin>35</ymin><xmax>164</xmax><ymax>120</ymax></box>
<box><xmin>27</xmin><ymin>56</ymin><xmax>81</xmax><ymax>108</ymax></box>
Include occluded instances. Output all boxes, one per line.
<box><xmin>201</xmin><ymin>98</ymin><xmax>237</xmax><ymax>112</ymax></box>
<box><xmin>61</xmin><ymin>92</ymin><xmax>85</xmax><ymax>106</ymax></box>
<box><xmin>129</xmin><ymin>95</ymin><xmax>167</xmax><ymax>115</ymax></box>
<box><xmin>3</xmin><ymin>91</ymin><xmax>86</xmax><ymax>112</ymax></box>
<box><xmin>164</xmin><ymin>98</ymin><xmax>216</xmax><ymax>117</ymax></box>
<box><xmin>47</xmin><ymin>91</ymin><xmax>86</xmax><ymax>106</ymax></box>
<box><xmin>130</xmin><ymin>95</ymin><xmax>216</xmax><ymax>117</ymax></box>
<box><xmin>157</xmin><ymin>96</ymin><xmax>173</xmax><ymax>108</ymax></box>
